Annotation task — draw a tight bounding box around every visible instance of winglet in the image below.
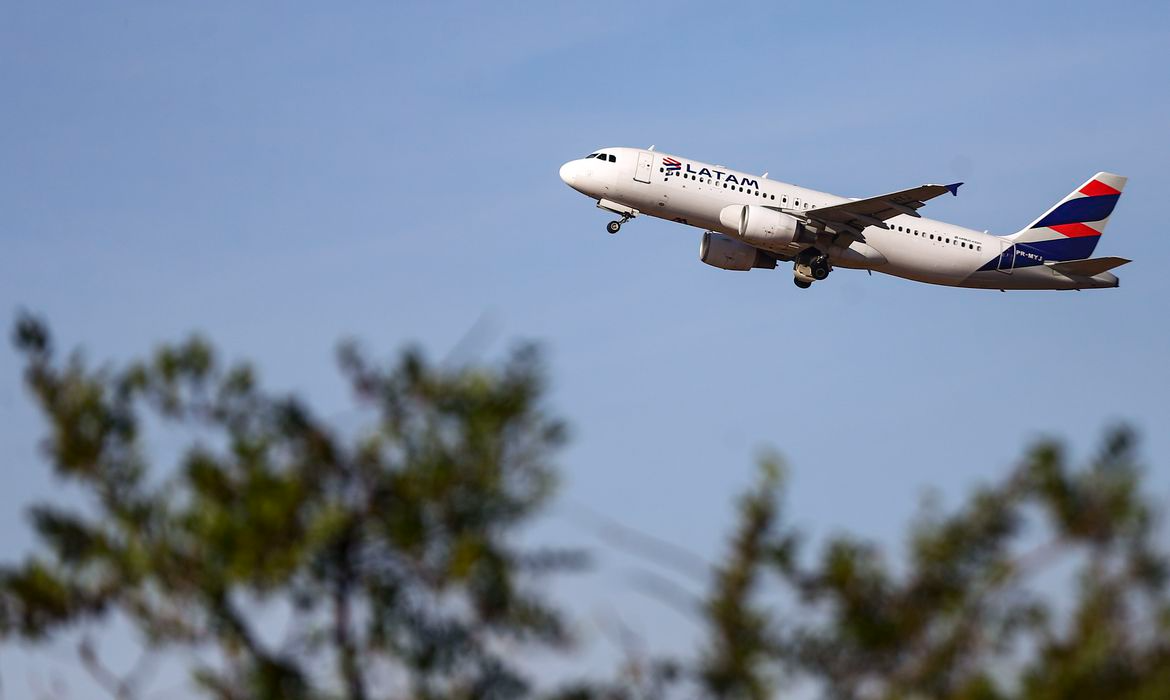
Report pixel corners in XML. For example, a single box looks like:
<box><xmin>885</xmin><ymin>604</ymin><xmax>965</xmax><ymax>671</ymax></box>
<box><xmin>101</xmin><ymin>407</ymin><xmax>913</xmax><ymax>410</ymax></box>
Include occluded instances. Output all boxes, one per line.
<box><xmin>945</xmin><ymin>182</ymin><xmax>963</xmax><ymax>197</ymax></box>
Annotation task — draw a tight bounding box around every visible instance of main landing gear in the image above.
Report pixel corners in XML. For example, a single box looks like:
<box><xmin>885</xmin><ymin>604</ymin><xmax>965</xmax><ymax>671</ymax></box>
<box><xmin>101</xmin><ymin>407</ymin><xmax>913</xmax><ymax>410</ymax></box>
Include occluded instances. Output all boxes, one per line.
<box><xmin>810</xmin><ymin>256</ymin><xmax>831</xmax><ymax>280</ymax></box>
<box><xmin>606</xmin><ymin>214</ymin><xmax>631</xmax><ymax>234</ymax></box>
<box><xmin>792</xmin><ymin>249</ymin><xmax>832</xmax><ymax>289</ymax></box>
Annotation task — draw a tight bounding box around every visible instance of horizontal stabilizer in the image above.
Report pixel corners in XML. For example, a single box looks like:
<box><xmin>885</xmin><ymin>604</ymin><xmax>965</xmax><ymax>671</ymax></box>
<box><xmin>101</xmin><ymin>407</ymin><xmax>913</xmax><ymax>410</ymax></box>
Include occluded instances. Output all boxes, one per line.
<box><xmin>1046</xmin><ymin>256</ymin><xmax>1130</xmax><ymax>277</ymax></box>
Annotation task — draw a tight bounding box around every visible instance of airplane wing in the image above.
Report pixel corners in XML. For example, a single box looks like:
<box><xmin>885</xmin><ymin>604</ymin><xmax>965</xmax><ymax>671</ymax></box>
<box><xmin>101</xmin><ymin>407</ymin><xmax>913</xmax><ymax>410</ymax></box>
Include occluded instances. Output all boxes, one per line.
<box><xmin>800</xmin><ymin>182</ymin><xmax>963</xmax><ymax>235</ymax></box>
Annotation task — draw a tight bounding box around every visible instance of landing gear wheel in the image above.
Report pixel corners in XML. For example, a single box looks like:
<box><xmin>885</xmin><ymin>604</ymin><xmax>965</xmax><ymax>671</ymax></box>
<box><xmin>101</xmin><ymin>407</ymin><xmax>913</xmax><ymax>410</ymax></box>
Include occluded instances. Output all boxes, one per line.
<box><xmin>606</xmin><ymin>220</ymin><xmax>622</xmax><ymax>234</ymax></box>
<box><xmin>794</xmin><ymin>278</ymin><xmax>812</xmax><ymax>289</ymax></box>
<box><xmin>808</xmin><ymin>254</ymin><xmax>831</xmax><ymax>280</ymax></box>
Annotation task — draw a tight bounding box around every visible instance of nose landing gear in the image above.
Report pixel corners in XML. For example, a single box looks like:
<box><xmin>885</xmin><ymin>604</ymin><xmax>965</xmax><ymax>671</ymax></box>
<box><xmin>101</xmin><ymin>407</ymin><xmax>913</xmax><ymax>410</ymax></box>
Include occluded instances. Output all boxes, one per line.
<box><xmin>597</xmin><ymin>199</ymin><xmax>639</xmax><ymax>235</ymax></box>
<box><xmin>606</xmin><ymin>213</ymin><xmax>632</xmax><ymax>234</ymax></box>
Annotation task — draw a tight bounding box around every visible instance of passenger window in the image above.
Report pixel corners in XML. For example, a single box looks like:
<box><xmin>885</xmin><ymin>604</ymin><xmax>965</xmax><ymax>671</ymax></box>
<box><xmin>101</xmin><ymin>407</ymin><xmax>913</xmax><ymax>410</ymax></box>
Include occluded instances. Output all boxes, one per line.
<box><xmin>771</xmin><ymin>195</ymin><xmax>775</xmax><ymax>200</ymax></box>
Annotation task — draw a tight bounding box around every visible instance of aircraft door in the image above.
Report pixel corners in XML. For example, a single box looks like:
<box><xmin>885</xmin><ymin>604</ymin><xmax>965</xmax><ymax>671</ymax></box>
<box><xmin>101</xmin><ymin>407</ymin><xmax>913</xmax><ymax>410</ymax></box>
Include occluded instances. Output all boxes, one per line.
<box><xmin>634</xmin><ymin>151</ymin><xmax>653</xmax><ymax>184</ymax></box>
<box><xmin>996</xmin><ymin>240</ymin><xmax>1014</xmax><ymax>274</ymax></box>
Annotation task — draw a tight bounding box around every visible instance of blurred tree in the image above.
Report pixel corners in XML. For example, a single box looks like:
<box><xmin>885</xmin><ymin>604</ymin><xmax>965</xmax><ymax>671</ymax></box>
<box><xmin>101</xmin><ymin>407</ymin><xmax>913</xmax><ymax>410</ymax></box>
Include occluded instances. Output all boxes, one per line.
<box><xmin>1</xmin><ymin>314</ymin><xmax>580</xmax><ymax>699</ymax></box>
<box><xmin>3</xmin><ymin>317</ymin><xmax>1169</xmax><ymax>700</ymax></box>
<box><xmin>671</xmin><ymin>428</ymin><xmax>1170</xmax><ymax>700</ymax></box>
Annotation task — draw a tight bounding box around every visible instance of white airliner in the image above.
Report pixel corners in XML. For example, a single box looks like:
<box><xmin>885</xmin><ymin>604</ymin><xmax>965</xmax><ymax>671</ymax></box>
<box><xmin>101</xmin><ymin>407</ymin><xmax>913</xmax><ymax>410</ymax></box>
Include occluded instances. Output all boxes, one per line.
<box><xmin>558</xmin><ymin>147</ymin><xmax>1129</xmax><ymax>290</ymax></box>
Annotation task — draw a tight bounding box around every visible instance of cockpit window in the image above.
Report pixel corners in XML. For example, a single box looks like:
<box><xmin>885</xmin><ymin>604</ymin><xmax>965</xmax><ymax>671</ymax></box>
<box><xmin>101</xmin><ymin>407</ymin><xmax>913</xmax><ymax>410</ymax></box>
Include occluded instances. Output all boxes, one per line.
<box><xmin>608</xmin><ymin>154</ymin><xmax>616</xmax><ymax>163</ymax></box>
<box><xmin>585</xmin><ymin>153</ymin><xmax>598</xmax><ymax>159</ymax></box>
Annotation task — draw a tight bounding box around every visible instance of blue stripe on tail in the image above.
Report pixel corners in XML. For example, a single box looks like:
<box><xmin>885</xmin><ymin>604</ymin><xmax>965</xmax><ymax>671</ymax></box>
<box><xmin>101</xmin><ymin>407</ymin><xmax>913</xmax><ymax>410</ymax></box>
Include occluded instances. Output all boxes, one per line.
<box><xmin>1020</xmin><ymin>237</ymin><xmax>1100</xmax><ymax>261</ymax></box>
<box><xmin>977</xmin><ymin>237</ymin><xmax>1102</xmax><ymax>271</ymax></box>
<box><xmin>1032</xmin><ymin>194</ymin><xmax>1120</xmax><ymax>228</ymax></box>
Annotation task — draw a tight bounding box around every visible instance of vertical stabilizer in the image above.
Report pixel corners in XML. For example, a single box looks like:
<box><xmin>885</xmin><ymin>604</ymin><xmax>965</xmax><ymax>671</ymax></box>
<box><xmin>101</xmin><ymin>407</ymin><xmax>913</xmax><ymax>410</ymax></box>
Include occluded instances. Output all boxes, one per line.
<box><xmin>1006</xmin><ymin>172</ymin><xmax>1126</xmax><ymax>261</ymax></box>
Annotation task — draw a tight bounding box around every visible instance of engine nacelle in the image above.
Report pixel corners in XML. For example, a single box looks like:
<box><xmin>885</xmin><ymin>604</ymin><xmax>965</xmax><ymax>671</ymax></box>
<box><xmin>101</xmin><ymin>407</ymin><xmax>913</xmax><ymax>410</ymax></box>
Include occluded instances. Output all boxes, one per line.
<box><xmin>719</xmin><ymin>205</ymin><xmax>806</xmax><ymax>250</ymax></box>
<box><xmin>699</xmin><ymin>231</ymin><xmax>776</xmax><ymax>271</ymax></box>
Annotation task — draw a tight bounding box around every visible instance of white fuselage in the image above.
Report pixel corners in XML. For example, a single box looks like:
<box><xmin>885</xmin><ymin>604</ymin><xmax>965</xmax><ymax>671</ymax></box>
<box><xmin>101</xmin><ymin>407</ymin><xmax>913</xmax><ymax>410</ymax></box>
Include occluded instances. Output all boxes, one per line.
<box><xmin>559</xmin><ymin>147</ymin><xmax>1120</xmax><ymax>290</ymax></box>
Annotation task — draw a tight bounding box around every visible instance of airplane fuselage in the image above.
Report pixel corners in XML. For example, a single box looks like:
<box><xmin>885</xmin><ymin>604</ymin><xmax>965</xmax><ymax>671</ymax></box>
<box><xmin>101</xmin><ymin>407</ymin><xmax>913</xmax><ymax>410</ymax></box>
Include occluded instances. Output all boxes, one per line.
<box><xmin>558</xmin><ymin>147</ymin><xmax>1122</xmax><ymax>290</ymax></box>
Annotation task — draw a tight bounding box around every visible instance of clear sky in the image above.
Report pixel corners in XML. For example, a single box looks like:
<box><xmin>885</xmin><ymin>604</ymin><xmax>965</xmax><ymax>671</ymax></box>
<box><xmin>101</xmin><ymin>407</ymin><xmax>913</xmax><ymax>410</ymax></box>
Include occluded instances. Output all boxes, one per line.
<box><xmin>2</xmin><ymin>1</ymin><xmax>1169</xmax><ymax>696</ymax></box>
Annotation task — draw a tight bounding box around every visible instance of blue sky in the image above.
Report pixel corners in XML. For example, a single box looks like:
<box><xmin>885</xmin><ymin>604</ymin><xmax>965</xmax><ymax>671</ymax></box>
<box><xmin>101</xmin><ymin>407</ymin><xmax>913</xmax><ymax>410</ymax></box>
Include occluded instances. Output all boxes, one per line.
<box><xmin>2</xmin><ymin>1</ymin><xmax>1169</xmax><ymax>695</ymax></box>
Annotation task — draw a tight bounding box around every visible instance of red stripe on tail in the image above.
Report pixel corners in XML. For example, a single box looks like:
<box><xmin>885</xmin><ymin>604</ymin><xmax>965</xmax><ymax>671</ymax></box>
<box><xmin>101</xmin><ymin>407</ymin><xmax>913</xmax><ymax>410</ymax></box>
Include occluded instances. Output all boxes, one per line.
<box><xmin>1050</xmin><ymin>223</ymin><xmax>1102</xmax><ymax>238</ymax></box>
<box><xmin>1079</xmin><ymin>180</ymin><xmax>1121</xmax><ymax>197</ymax></box>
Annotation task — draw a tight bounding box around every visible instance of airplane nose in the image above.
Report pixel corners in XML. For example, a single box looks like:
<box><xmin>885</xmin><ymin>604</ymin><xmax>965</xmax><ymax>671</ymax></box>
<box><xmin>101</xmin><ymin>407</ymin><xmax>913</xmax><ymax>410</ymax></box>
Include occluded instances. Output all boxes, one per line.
<box><xmin>559</xmin><ymin>160</ymin><xmax>577</xmax><ymax>186</ymax></box>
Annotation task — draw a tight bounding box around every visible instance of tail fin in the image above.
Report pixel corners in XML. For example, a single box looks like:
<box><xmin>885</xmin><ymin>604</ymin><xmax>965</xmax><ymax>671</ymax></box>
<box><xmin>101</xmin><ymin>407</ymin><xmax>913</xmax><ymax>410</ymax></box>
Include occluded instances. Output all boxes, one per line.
<box><xmin>1007</xmin><ymin>172</ymin><xmax>1126</xmax><ymax>261</ymax></box>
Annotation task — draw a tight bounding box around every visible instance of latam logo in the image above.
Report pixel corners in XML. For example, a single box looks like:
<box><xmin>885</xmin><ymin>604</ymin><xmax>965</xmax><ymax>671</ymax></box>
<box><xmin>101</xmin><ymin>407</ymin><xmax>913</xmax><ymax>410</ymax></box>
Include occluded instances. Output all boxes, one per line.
<box><xmin>1031</xmin><ymin>178</ymin><xmax>1122</xmax><ymax>237</ymax></box>
<box><xmin>662</xmin><ymin>157</ymin><xmax>760</xmax><ymax>189</ymax></box>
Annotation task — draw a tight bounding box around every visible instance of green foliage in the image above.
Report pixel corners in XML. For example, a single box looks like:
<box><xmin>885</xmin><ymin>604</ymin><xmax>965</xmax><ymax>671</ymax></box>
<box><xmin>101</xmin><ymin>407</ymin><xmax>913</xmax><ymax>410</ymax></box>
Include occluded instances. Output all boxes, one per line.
<box><xmin>2</xmin><ymin>314</ymin><xmax>579</xmax><ymax>699</ymax></box>
<box><xmin>3</xmin><ymin>315</ymin><xmax>1169</xmax><ymax>699</ymax></box>
<box><xmin>697</xmin><ymin>457</ymin><xmax>791</xmax><ymax>700</ymax></box>
<box><xmin>680</xmin><ymin>425</ymin><xmax>1170</xmax><ymax>700</ymax></box>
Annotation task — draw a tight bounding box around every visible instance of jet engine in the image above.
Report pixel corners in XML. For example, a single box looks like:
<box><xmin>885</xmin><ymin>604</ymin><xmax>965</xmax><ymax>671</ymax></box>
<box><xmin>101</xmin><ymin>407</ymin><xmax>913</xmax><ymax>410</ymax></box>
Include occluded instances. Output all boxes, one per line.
<box><xmin>699</xmin><ymin>231</ymin><xmax>776</xmax><ymax>271</ymax></box>
<box><xmin>719</xmin><ymin>205</ymin><xmax>810</xmax><ymax>250</ymax></box>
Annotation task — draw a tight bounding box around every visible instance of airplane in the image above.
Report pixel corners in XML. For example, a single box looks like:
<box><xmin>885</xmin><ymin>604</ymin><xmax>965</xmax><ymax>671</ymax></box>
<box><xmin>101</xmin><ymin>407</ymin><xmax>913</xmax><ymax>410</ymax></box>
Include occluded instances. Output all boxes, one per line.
<box><xmin>558</xmin><ymin>147</ymin><xmax>1129</xmax><ymax>290</ymax></box>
